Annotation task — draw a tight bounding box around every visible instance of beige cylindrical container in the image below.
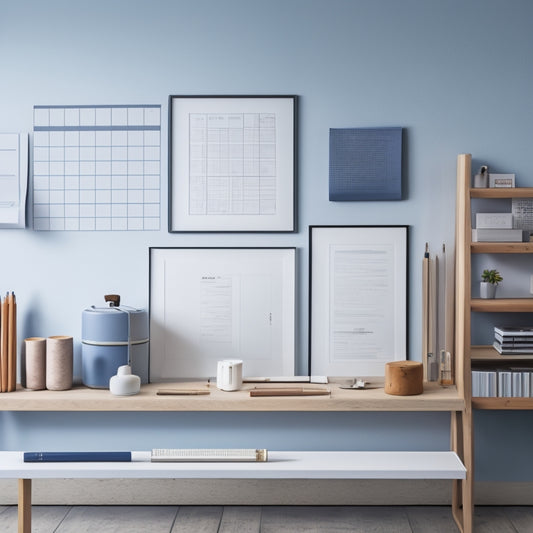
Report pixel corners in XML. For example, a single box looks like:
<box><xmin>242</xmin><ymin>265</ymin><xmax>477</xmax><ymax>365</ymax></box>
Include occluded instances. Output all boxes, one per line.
<box><xmin>24</xmin><ymin>337</ymin><xmax>46</xmax><ymax>390</ymax></box>
<box><xmin>46</xmin><ymin>336</ymin><xmax>73</xmax><ymax>391</ymax></box>
<box><xmin>384</xmin><ymin>361</ymin><xmax>423</xmax><ymax>396</ymax></box>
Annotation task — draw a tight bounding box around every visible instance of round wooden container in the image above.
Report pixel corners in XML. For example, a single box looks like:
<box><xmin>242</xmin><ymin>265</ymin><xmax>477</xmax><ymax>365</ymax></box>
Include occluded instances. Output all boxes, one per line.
<box><xmin>384</xmin><ymin>361</ymin><xmax>423</xmax><ymax>396</ymax></box>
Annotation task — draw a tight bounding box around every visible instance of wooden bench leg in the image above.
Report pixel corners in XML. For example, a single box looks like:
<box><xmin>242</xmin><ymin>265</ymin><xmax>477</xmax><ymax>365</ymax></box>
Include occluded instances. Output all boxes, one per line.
<box><xmin>451</xmin><ymin>410</ymin><xmax>473</xmax><ymax>533</ymax></box>
<box><xmin>18</xmin><ymin>479</ymin><xmax>31</xmax><ymax>533</ymax></box>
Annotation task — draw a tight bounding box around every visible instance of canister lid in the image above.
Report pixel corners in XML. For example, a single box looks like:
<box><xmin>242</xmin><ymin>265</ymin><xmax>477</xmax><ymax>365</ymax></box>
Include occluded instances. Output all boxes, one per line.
<box><xmin>83</xmin><ymin>305</ymin><xmax>143</xmax><ymax>315</ymax></box>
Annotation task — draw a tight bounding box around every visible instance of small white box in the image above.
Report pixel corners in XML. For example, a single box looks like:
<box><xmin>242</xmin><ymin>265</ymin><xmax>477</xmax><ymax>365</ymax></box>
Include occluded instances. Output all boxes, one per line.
<box><xmin>489</xmin><ymin>173</ymin><xmax>515</xmax><ymax>188</ymax></box>
<box><xmin>476</xmin><ymin>212</ymin><xmax>513</xmax><ymax>229</ymax></box>
<box><xmin>472</xmin><ymin>228</ymin><xmax>523</xmax><ymax>242</ymax></box>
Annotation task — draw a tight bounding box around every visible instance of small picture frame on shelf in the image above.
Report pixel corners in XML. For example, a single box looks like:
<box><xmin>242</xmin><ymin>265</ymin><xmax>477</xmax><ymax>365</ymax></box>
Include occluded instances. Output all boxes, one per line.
<box><xmin>489</xmin><ymin>173</ymin><xmax>515</xmax><ymax>188</ymax></box>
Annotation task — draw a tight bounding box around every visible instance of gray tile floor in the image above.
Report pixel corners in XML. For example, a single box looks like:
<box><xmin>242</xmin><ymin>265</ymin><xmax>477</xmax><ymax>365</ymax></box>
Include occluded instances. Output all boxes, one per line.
<box><xmin>0</xmin><ymin>505</ymin><xmax>532</xmax><ymax>532</ymax></box>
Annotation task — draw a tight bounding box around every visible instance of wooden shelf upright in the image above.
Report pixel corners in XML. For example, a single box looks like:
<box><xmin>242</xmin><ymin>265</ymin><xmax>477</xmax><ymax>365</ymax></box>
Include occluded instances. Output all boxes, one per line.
<box><xmin>455</xmin><ymin>153</ymin><xmax>533</xmax><ymax>530</ymax></box>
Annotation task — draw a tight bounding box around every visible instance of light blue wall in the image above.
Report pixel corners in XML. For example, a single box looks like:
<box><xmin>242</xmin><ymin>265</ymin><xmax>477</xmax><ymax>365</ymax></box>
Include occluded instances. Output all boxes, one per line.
<box><xmin>1</xmin><ymin>0</ymin><xmax>533</xmax><ymax>482</ymax></box>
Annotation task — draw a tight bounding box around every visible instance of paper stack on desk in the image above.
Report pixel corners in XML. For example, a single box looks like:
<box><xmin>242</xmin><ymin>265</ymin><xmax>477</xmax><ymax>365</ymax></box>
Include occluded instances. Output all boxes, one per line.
<box><xmin>0</xmin><ymin>292</ymin><xmax>17</xmax><ymax>392</ymax></box>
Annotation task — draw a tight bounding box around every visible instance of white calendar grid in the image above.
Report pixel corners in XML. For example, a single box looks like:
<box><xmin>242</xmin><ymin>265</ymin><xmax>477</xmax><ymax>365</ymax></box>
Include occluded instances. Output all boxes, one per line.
<box><xmin>33</xmin><ymin>105</ymin><xmax>161</xmax><ymax>231</ymax></box>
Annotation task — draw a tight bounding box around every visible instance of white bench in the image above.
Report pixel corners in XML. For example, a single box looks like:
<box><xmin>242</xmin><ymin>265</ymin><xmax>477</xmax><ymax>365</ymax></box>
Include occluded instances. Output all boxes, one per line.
<box><xmin>0</xmin><ymin>450</ymin><xmax>466</xmax><ymax>533</ymax></box>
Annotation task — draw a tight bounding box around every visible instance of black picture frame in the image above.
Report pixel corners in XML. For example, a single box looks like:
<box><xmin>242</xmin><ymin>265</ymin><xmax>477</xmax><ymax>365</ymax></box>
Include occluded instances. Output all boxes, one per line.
<box><xmin>309</xmin><ymin>225</ymin><xmax>409</xmax><ymax>377</ymax></box>
<box><xmin>168</xmin><ymin>95</ymin><xmax>297</xmax><ymax>232</ymax></box>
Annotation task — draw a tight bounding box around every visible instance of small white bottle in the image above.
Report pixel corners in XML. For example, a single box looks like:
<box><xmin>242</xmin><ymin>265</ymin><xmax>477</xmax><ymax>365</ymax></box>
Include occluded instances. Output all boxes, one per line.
<box><xmin>109</xmin><ymin>365</ymin><xmax>141</xmax><ymax>396</ymax></box>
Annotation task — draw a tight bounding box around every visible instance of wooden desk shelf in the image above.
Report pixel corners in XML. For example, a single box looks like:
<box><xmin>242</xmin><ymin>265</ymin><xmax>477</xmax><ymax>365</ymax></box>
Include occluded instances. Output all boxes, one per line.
<box><xmin>0</xmin><ymin>381</ymin><xmax>463</xmax><ymax>412</ymax></box>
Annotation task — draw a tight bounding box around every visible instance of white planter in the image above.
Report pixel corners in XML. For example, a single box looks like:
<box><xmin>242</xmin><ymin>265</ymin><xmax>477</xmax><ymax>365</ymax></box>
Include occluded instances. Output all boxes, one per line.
<box><xmin>480</xmin><ymin>282</ymin><xmax>497</xmax><ymax>299</ymax></box>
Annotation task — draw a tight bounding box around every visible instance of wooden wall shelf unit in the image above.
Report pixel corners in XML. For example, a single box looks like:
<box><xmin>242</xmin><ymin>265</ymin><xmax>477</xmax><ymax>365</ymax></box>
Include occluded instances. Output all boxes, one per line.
<box><xmin>456</xmin><ymin>153</ymin><xmax>533</xmax><ymax>400</ymax></box>
<box><xmin>455</xmin><ymin>153</ymin><xmax>533</xmax><ymax>529</ymax></box>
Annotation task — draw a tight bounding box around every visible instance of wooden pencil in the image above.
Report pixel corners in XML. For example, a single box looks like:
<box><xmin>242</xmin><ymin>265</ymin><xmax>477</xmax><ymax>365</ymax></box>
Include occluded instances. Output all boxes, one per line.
<box><xmin>1</xmin><ymin>295</ymin><xmax>7</xmax><ymax>392</ymax></box>
<box><xmin>422</xmin><ymin>244</ymin><xmax>429</xmax><ymax>381</ymax></box>
<box><xmin>7</xmin><ymin>293</ymin><xmax>12</xmax><ymax>391</ymax></box>
<box><xmin>7</xmin><ymin>293</ymin><xmax>16</xmax><ymax>391</ymax></box>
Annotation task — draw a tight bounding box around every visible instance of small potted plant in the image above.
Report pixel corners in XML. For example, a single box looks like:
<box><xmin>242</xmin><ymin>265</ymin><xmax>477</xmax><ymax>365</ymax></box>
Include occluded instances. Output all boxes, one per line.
<box><xmin>480</xmin><ymin>269</ymin><xmax>502</xmax><ymax>299</ymax></box>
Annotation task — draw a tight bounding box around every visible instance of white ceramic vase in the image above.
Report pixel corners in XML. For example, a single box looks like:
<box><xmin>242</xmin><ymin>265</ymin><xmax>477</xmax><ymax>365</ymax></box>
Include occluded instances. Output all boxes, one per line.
<box><xmin>109</xmin><ymin>365</ymin><xmax>141</xmax><ymax>396</ymax></box>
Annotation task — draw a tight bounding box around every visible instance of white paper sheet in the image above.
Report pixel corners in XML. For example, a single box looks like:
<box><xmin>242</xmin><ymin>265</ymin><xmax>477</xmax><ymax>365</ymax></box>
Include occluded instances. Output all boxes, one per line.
<box><xmin>310</xmin><ymin>226</ymin><xmax>407</xmax><ymax>376</ymax></box>
<box><xmin>330</xmin><ymin>245</ymin><xmax>395</xmax><ymax>361</ymax></box>
<box><xmin>0</xmin><ymin>133</ymin><xmax>28</xmax><ymax>228</ymax></box>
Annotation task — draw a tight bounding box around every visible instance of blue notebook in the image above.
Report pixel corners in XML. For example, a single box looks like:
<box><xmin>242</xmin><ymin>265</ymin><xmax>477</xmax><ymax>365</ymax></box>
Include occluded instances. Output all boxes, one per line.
<box><xmin>329</xmin><ymin>127</ymin><xmax>402</xmax><ymax>201</ymax></box>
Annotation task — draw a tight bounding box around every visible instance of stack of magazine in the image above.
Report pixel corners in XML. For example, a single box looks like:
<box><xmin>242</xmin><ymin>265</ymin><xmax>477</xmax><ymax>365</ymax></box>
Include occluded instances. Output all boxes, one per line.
<box><xmin>493</xmin><ymin>326</ymin><xmax>533</xmax><ymax>355</ymax></box>
<box><xmin>472</xmin><ymin>368</ymin><xmax>533</xmax><ymax>398</ymax></box>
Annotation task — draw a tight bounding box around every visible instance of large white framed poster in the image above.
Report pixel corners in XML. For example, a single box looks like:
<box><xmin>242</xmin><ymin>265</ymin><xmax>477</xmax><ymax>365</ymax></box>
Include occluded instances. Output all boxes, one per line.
<box><xmin>149</xmin><ymin>247</ymin><xmax>296</xmax><ymax>380</ymax></box>
<box><xmin>169</xmin><ymin>95</ymin><xmax>297</xmax><ymax>232</ymax></box>
<box><xmin>309</xmin><ymin>226</ymin><xmax>408</xmax><ymax>377</ymax></box>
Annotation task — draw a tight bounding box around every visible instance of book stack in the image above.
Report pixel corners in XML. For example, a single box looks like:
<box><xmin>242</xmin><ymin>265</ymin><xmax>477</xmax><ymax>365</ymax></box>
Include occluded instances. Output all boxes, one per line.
<box><xmin>471</xmin><ymin>212</ymin><xmax>522</xmax><ymax>242</ymax></box>
<box><xmin>472</xmin><ymin>368</ymin><xmax>533</xmax><ymax>398</ymax></box>
<box><xmin>493</xmin><ymin>326</ymin><xmax>533</xmax><ymax>355</ymax></box>
<box><xmin>0</xmin><ymin>292</ymin><xmax>17</xmax><ymax>392</ymax></box>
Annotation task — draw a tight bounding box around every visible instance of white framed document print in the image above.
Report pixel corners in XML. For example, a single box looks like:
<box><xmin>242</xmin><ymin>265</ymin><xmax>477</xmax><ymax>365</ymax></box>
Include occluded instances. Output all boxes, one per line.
<box><xmin>149</xmin><ymin>247</ymin><xmax>296</xmax><ymax>380</ymax></box>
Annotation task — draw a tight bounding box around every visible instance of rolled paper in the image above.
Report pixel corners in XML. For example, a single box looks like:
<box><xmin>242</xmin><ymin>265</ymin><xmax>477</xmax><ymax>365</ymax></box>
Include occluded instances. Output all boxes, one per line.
<box><xmin>24</xmin><ymin>337</ymin><xmax>46</xmax><ymax>390</ymax></box>
<box><xmin>46</xmin><ymin>336</ymin><xmax>73</xmax><ymax>391</ymax></box>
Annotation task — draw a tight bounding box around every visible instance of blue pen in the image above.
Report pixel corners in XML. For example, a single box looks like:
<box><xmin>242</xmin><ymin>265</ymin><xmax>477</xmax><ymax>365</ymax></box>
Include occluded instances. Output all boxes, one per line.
<box><xmin>23</xmin><ymin>451</ymin><xmax>142</xmax><ymax>462</ymax></box>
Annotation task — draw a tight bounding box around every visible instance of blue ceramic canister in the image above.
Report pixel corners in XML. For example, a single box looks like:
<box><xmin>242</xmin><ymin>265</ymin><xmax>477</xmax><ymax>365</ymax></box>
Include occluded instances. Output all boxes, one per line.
<box><xmin>81</xmin><ymin>298</ymin><xmax>149</xmax><ymax>388</ymax></box>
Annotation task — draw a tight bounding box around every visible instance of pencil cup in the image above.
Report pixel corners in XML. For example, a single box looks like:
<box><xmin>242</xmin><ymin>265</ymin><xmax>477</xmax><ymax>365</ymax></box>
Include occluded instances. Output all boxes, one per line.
<box><xmin>46</xmin><ymin>336</ymin><xmax>73</xmax><ymax>391</ymax></box>
<box><xmin>24</xmin><ymin>337</ymin><xmax>46</xmax><ymax>390</ymax></box>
